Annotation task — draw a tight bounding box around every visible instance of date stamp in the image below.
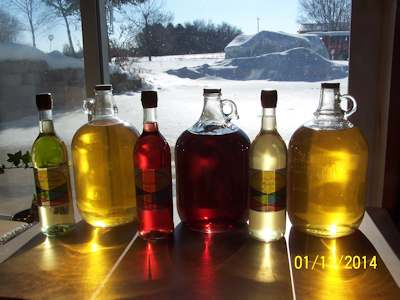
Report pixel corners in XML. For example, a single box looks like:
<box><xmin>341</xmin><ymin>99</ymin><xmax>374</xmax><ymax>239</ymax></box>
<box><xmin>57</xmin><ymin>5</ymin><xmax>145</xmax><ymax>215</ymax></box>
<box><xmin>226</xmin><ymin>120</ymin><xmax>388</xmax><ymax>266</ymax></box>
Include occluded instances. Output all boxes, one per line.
<box><xmin>293</xmin><ymin>255</ymin><xmax>378</xmax><ymax>270</ymax></box>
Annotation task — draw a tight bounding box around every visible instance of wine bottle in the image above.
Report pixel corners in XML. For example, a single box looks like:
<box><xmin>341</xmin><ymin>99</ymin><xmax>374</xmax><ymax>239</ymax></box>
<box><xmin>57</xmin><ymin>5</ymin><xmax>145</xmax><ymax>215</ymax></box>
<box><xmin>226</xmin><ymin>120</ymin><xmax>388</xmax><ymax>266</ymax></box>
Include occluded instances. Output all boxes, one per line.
<box><xmin>31</xmin><ymin>93</ymin><xmax>75</xmax><ymax>236</ymax></box>
<box><xmin>134</xmin><ymin>91</ymin><xmax>174</xmax><ymax>239</ymax></box>
<box><xmin>249</xmin><ymin>90</ymin><xmax>287</xmax><ymax>242</ymax></box>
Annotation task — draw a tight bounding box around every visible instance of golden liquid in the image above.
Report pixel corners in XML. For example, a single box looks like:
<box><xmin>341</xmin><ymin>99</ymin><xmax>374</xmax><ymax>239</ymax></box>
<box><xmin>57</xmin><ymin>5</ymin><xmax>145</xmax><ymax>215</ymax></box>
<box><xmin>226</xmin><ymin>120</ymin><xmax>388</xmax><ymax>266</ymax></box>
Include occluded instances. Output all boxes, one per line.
<box><xmin>249</xmin><ymin>129</ymin><xmax>287</xmax><ymax>242</ymax></box>
<box><xmin>72</xmin><ymin>118</ymin><xmax>139</xmax><ymax>227</ymax></box>
<box><xmin>287</xmin><ymin>126</ymin><xmax>368</xmax><ymax>237</ymax></box>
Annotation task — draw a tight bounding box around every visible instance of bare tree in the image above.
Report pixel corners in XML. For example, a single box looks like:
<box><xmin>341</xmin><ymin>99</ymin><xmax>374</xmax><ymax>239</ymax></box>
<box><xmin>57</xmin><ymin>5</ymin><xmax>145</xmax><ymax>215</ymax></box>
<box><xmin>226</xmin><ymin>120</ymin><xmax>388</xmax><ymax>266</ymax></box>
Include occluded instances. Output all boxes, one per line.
<box><xmin>0</xmin><ymin>8</ymin><xmax>23</xmax><ymax>43</ymax></box>
<box><xmin>298</xmin><ymin>0</ymin><xmax>351</xmax><ymax>31</ymax></box>
<box><xmin>6</xmin><ymin>0</ymin><xmax>51</xmax><ymax>48</ymax></box>
<box><xmin>122</xmin><ymin>0</ymin><xmax>172</xmax><ymax>61</ymax></box>
<box><xmin>44</xmin><ymin>0</ymin><xmax>79</xmax><ymax>55</ymax></box>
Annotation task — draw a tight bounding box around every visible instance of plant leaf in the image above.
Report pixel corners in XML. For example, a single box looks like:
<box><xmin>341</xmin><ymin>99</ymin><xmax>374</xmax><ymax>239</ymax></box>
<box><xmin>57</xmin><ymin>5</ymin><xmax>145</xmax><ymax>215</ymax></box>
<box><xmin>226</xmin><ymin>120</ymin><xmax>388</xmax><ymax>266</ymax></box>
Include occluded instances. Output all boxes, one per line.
<box><xmin>7</xmin><ymin>151</ymin><xmax>22</xmax><ymax>167</ymax></box>
<box><xmin>21</xmin><ymin>151</ymin><xmax>32</xmax><ymax>168</ymax></box>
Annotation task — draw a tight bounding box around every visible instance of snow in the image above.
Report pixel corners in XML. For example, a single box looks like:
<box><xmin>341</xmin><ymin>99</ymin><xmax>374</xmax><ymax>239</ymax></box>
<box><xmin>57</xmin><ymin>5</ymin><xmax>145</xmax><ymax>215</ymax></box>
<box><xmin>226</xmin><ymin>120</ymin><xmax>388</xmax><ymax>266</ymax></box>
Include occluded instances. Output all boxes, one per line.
<box><xmin>225</xmin><ymin>31</ymin><xmax>329</xmax><ymax>59</ymax></box>
<box><xmin>0</xmin><ymin>52</ymin><xmax>348</xmax><ymax>155</ymax></box>
<box><xmin>167</xmin><ymin>47</ymin><xmax>348</xmax><ymax>81</ymax></box>
<box><xmin>0</xmin><ymin>43</ymin><xmax>83</xmax><ymax>69</ymax></box>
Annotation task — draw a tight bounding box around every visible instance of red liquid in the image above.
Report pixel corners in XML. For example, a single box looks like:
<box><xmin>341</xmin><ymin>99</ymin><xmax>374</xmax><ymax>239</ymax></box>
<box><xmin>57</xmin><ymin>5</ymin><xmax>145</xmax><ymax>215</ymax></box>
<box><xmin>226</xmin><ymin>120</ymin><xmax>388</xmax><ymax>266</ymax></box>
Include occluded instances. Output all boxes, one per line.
<box><xmin>134</xmin><ymin>123</ymin><xmax>174</xmax><ymax>239</ymax></box>
<box><xmin>175</xmin><ymin>130</ymin><xmax>250</xmax><ymax>233</ymax></box>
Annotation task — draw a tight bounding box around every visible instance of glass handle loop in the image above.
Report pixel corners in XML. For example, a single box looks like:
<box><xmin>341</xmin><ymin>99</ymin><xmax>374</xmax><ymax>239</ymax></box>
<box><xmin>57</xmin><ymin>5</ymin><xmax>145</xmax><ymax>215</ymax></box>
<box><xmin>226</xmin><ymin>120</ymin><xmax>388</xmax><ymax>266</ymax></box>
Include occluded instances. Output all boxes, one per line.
<box><xmin>340</xmin><ymin>94</ymin><xmax>357</xmax><ymax>119</ymax></box>
<box><xmin>221</xmin><ymin>99</ymin><xmax>239</xmax><ymax>122</ymax></box>
<box><xmin>83</xmin><ymin>98</ymin><xmax>95</xmax><ymax>116</ymax></box>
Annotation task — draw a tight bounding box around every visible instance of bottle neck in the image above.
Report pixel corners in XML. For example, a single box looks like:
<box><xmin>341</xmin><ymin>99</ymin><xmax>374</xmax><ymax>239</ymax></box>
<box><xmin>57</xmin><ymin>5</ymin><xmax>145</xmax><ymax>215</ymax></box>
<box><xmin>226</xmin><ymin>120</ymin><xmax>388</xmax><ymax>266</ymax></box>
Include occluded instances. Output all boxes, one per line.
<box><xmin>261</xmin><ymin>108</ymin><xmax>277</xmax><ymax>131</ymax></box>
<box><xmin>92</xmin><ymin>91</ymin><xmax>116</xmax><ymax>120</ymax></box>
<box><xmin>143</xmin><ymin>108</ymin><xmax>158</xmax><ymax>132</ymax></box>
<box><xmin>39</xmin><ymin>110</ymin><xmax>55</xmax><ymax>134</ymax></box>
<box><xmin>314</xmin><ymin>87</ymin><xmax>343</xmax><ymax>119</ymax></box>
<box><xmin>199</xmin><ymin>94</ymin><xmax>225</xmax><ymax>123</ymax></box>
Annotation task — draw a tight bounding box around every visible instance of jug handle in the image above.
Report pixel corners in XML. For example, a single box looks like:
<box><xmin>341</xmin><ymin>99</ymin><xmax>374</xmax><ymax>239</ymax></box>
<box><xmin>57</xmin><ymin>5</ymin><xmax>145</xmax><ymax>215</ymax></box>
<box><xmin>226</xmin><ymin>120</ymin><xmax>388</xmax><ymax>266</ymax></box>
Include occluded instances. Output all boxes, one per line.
<box><xmin>83</xmin><ymin>98</ymin><xmax>95</xmax><ymax>118</ymax></box>
<box><xmin>221</xmin><ymin>99</ymin><xmax>239</xmax><ymax>122</ymax></box>
<box><xmin>340</xmin><ymin>94</ymin><xmax>357</xmax><ymax>119</ymax></box>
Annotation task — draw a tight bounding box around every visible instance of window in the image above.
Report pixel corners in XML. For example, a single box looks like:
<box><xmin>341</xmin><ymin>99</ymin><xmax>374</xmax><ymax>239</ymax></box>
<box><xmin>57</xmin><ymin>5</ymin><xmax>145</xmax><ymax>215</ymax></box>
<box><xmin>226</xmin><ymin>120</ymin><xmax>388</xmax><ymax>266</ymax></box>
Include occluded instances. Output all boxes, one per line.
<box><xmin>0</xmin><ymin>1</ymin><xmax>85</xmax><ymax>217</ymax></box>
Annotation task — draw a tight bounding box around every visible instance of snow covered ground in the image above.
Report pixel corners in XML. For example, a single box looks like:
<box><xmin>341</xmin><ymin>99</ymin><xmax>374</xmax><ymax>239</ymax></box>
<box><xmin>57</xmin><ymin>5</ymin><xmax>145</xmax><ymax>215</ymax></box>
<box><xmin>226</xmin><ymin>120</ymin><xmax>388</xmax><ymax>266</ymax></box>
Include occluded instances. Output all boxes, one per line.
<box><xmin>0</xmin><ymin>52</ymin><xmax>348</xmax><ymax>154</ymax></box>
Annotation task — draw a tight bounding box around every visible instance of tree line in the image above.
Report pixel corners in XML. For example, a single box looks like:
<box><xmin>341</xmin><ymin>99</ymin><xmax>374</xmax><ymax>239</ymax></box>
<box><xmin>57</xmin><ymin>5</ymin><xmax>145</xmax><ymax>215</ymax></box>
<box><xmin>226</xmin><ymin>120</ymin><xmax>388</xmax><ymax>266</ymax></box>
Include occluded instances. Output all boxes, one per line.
<box><xmin>134</xmin><ymin>21</ymin><xmax>242</xmax><ymax>59</ymax></box>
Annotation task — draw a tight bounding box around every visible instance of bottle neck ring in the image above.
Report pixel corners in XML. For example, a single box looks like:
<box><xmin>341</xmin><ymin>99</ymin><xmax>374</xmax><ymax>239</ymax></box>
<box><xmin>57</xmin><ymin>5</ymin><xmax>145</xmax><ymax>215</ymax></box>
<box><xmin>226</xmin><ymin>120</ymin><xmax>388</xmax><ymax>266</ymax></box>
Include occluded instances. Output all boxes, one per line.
<box><xmin>39</xmin><ymin>110</ymin><xmax>55</xmax><ymax>133</ymax></box>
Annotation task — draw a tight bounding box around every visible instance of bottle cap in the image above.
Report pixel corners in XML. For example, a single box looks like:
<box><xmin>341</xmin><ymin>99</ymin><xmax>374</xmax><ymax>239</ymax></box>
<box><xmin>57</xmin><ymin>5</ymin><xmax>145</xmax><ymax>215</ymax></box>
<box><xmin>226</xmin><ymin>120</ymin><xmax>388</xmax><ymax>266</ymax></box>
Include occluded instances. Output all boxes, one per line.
<box><xmin>36</xmin><ymin>93</ymin><xmax>53</xmax><ymax>111</ymax></box>
<box><xmin>261</xmin><ymin>90</ymin><xmax>277</xmax><ymax>108</ymax></box>
<box><xmin>204</xmin><ymin>88</ymin><xmax>221</xmax><ymax>95</ymax></box>
<box><xmin>95</xmin><ymin>84</ymin><xmax>113</xmax><ymax>91</ymax></box>
<box><xmin>141</xmin><ymin>91</ymin><xmax>158</xmax><ymax>108</ymax></box>
<box><xmin>321</xmin><ymin>82</ymin><xmax>340</xmax><ymax>89</ymax></box>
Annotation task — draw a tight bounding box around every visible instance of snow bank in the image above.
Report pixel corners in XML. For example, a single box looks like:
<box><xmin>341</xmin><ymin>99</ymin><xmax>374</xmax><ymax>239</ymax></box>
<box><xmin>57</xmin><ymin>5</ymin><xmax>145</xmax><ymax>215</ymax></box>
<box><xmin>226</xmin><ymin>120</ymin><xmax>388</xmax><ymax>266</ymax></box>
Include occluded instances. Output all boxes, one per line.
<box><xmin>0</xmin><ymin>43</ymin><xmax>83</xmax><ymax>69</ymax></box>
<box><xmin>167</xmin><ymin>47</ymin><xmax>348</xmax><ymax>82</ymax></box>
<box><xmin>225</xmin><ymin>31</ymin><xmax>329</xmax><ymax>59</ymax></box>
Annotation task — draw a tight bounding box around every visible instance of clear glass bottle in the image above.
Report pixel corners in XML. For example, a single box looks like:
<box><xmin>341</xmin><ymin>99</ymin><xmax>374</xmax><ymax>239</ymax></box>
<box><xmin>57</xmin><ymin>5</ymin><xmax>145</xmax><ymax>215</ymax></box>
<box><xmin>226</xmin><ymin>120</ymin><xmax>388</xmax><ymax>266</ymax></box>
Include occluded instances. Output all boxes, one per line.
<box><xmin>31</xmin><ymin>93</ymin><xmax>75</xmax><ymax>236</ymax></box>
<box><xmin>249</xmin><ymin>90</ymin><xmax>287</xmax><ymax>242</ymax></box>
<box><xmin>134</xmin><ymin>91</ymin><xmax>174</xmax><ymax>239</ymax></box>
<box><xmin>72</xmin><ymin>84</ymin><xmax>139</xmax><ymax>228</ymax></box>
<box><xmin>175</xmin><ymin>89</ymin><xmax>250</xmax><ymax>233</ymax></box>
<box><xmin>287</xmin><ymin>83</ymin><xmax>368</xmax><ymax>238</ymax></box>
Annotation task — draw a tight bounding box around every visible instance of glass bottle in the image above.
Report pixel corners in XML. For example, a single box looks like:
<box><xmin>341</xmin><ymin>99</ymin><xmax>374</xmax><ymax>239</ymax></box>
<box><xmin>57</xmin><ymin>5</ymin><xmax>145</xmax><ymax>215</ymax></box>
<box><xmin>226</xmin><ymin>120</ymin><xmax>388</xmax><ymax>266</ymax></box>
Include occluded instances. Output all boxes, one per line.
<box><xmin>249</xmin><ymin>90</ymin><xmax>287</xmax><ymax>242</ymax></box>
<box><xmin>287</xmin><ymin>83</ymin><xmax>368</xmax><ymax>238</ymax></box>
<box><xmin>134</xmin><ymin>91</ymin><xmax>174</xmax><ymax>239</ymax></box>
<box><xmin>72</xmin><ymin>84</ymin><xmax>139</xmax><ymax>228</ymax></box>
<box><xmin>175</xmin><ymin>89</ymin><xmax>250</xmax><ymax>233</ymax></box>
<box><xmin>31</xmin><ymin>93</ymin><xmax>75</xmax><ymax>236</ymax></box>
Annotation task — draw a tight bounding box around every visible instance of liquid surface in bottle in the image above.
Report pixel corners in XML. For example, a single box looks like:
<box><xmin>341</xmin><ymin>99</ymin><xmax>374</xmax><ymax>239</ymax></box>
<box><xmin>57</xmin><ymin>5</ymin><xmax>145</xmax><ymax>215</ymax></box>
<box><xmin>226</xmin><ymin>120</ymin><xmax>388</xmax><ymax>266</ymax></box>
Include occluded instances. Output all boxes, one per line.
<box><xmin>134</xmin><ymin>123</ymin><xmax>174</xmax><ymax>239</ymax></box>
<box><xmin>72</xmin><ymin>119</ymin><xmax>138</xmax><ymax>227</ymax></box>
<box><xmin>175</xmin><ymin>130</ymin><xmax>250</xmax><ymax>233</ymax></box>
<box><xmin>249</xmin><ymin>130</ymin><xmax>287</xmax><ymax>242</ymax></box>
<box><xmin>32</xmin><ymin>132</ymin><xmax>75</xmax><ymax>236</ymax></box>
<box><xmin>287</xmin><ymin>126</ymin><xmax>368</xmax><ymax>237</ymax></box>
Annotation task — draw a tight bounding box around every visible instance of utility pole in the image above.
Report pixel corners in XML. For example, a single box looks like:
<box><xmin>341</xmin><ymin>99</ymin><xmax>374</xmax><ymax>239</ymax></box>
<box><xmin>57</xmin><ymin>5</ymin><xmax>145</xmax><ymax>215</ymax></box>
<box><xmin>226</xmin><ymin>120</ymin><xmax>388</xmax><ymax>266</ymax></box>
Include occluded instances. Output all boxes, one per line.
<box><xmin>257</xmin><ymin>17</ymin><xmax>260</xmax><ymax>33</ymax></box>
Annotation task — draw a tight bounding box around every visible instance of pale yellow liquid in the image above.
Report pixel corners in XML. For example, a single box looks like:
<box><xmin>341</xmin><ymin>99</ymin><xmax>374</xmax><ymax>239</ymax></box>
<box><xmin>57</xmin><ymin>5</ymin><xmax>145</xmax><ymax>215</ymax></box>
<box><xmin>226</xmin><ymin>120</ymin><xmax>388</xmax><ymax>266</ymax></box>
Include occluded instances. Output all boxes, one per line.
<box><xmin>72</xmin><ymin>118</ymin><xmax>139</xmax><ymax>227</ymax></box>
<box><xmin>249</xmin><ymin>128</ymin><xmax>287</xmax><ymax>242</ymax></box>
<box><xmin>287</xmin><ymin>126</ymin><xmax>368</xmax><ymax>238</ymax></box>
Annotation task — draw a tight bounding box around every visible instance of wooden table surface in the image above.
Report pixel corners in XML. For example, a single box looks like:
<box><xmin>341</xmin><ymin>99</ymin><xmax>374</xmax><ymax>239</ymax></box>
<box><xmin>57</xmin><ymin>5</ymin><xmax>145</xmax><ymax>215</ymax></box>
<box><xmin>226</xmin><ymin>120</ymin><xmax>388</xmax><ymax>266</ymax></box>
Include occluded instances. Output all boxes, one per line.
<box><xmin>0</xmin><ymin>208</ymin><xmax>399</xmax><ymax>300</ymax></box>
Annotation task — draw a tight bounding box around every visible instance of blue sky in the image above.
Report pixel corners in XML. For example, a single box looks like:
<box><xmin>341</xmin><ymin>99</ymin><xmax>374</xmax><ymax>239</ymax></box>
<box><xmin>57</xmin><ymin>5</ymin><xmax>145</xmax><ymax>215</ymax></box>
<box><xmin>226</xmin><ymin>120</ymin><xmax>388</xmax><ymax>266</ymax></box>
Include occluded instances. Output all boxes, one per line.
<box><xmin>11</xmin><ymin>0</ymin><xmax>300</xmax><ymax>52</ymax></box>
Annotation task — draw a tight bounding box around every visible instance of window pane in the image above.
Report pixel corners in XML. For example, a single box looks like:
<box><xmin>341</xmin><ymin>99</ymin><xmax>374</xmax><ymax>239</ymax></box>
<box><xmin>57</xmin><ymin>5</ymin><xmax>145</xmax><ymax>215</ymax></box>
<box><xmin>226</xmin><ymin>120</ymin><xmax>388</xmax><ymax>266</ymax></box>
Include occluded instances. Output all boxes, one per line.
<box><xmin>106</xmin><ymin>0</ymin><xmax>351</xmax><ymax>144</ymax></box>
<box><xmin>0</xmin><ymin>2</ymin><xmax>85</xmax><ymax>216</ymax></box>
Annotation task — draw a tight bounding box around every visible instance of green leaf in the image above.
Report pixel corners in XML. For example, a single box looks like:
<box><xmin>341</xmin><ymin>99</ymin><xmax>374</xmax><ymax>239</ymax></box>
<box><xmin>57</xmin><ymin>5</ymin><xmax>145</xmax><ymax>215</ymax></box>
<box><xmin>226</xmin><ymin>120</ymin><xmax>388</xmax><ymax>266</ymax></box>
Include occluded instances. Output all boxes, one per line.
<box><xmin>7</xmin><ymin>151</ymin><xmax>22</xmax><ymax>167</ymax></box>
<box><xmin>21</xmin><ymin>151</ymin><xmax>32</xmax><ymax>168</ymax></box>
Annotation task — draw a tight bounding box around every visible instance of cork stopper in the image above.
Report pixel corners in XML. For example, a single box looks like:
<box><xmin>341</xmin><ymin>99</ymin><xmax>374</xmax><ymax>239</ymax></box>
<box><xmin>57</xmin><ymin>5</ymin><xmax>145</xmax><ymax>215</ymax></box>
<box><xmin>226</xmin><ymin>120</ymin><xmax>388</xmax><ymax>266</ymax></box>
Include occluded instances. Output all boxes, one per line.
<box><xmin>36</xmin><ymin>93</ymin><xmax>53</xmax><ymax>111</ymax></box>
<box><xmin>321</xmin><ymin>82</ymin><xmax>340</xmax><ymax>89</ymax></box>
<box><xmin>141</xmin><ymin>91</ymin><xmax>158</xmax><ymax>108</ymax></box>
<box><xmin>261</xmin><ymin>90</ymin><xmax>277</xmax><ymax>108</ymax></box>
<box><xmin>95</xmin><ymin>84</ymin><xmax>113</xmax><ymax>91</ymax></box>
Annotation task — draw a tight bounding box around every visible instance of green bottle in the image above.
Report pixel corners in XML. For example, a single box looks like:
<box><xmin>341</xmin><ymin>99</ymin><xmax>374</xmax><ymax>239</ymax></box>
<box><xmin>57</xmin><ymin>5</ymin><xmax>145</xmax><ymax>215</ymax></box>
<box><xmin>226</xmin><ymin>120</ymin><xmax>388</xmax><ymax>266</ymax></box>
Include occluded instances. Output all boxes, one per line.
<box><xmin>31</xmin><ymin>93</ymin><xmax>75</xmax><ymax>236</ymax></box>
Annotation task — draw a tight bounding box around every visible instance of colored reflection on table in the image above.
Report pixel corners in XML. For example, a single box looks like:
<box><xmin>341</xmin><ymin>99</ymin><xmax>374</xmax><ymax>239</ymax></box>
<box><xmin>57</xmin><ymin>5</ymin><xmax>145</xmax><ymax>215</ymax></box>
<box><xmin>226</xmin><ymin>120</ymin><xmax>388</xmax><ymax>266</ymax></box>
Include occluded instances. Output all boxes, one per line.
<box><xmin>289</xmin><ymin>227</ymin><xmax>400</xmax><ymax>300</ymax></box>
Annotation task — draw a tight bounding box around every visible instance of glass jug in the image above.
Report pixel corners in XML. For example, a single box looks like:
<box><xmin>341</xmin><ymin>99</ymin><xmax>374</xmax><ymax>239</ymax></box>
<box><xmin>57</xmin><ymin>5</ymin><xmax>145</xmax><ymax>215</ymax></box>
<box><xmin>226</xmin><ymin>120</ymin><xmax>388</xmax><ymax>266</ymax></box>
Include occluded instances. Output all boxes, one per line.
<box><xmin>72</xmin><ymin>84</ymin><xmax>139</xmax><ymax>228</ymax></box>
<box><xmin>287</xmin><ymin>83</ymin><xmax>368</xmax><ymax>238</ymax></box>
<box><xmin>175</xmin><ymin>89</ymin><xmax>250</xmax><ymax>233</ymax></box>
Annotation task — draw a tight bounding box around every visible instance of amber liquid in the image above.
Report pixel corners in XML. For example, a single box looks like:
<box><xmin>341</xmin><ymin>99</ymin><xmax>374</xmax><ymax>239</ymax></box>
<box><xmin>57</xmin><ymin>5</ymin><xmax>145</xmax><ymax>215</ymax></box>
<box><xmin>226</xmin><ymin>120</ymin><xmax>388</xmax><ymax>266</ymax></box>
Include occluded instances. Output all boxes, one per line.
<box><xmin>175</xmin><ymin>130</ymin><xmax>250</xmax><ymax>233</ymax></box>
<box><xmin>287</xmin><ymin>126</ymin><xmax>368</xmax><ymax>237</ymax></box>
<box><xmin>72</xmin><ymin>119</ymin><xmax>139</xmax><ymax>227</ymax></box>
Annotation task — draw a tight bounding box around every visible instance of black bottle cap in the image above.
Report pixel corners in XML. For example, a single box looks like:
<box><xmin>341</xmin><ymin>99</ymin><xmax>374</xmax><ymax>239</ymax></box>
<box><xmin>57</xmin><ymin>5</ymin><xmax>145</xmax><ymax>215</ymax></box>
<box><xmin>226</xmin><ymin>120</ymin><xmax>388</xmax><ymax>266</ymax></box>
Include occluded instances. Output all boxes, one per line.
<box><xmin>95</xmin><ymin>84</ymin><xmax>113</xmax><ymax>91</ymax></box>
<box><xmin>321</xmin><ymin>82</ymin><xmax>340</xmax><ymax>89</ymax></box>
<box><xmin>141</xmin><ymin>91</ymin><xmax>158</xmax><ymax>108</ymax></box>
<box><xmin>204</xmin><ymin>88</ymin><xmax>221</xmax><ymax>95</ymax></box>
<box><xmin>261</xmin><ymin>90</ymin><xmax>277</xmax><ymax>108</ymax></box>
<box><xmin>36</xmin><ymin>93</ymin><xmax>53</xmax><ymax>111</ymax></box>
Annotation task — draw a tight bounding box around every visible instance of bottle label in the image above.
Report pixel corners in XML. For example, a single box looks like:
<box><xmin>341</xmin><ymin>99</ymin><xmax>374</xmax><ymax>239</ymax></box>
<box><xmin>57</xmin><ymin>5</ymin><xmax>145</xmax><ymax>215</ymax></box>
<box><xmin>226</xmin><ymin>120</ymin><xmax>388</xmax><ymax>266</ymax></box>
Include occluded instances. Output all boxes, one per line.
<box><xmin>34</xmin><ymin>165</ymin><xmax>71</xmax><ymax>207</ymax></box>
<box><xmin>135</xmin><ymin>168</ymin><xmax>173</xmax><ymax>210</ymax></box>
<box><xmin>249</xmin><ymin>168</ymin><xmax>286</xmax><ymax>212</ymax></box>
